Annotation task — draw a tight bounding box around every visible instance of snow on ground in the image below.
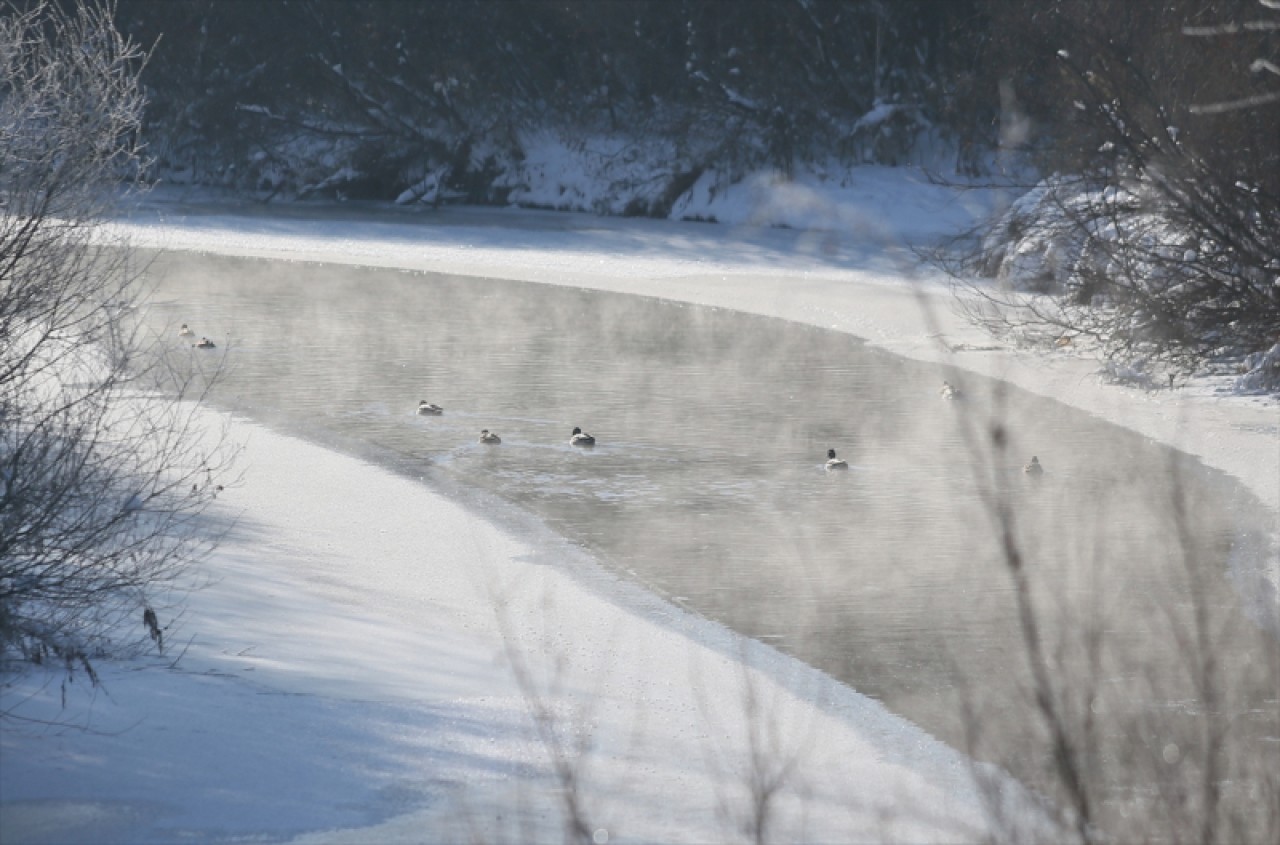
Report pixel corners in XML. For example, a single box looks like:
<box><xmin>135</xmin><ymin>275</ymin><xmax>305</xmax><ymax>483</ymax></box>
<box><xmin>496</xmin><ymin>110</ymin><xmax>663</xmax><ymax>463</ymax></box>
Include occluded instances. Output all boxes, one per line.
<box><xmin>2</xmin><ymin>419</ymin><xmax>1006</xmax><ymax>844</ymax></box>
<box><xmin>3</xmin><ymin>166</ymin><xmax>1276</xmax><ymax>843</ymax></box>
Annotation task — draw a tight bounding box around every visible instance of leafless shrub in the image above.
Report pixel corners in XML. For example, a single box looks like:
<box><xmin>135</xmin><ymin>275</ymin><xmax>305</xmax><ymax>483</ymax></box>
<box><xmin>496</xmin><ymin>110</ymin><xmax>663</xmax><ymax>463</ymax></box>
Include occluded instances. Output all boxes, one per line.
<box><xmin>688</xmin><ymin>640</ymin><xmax>814</xmax><ymax>845</ymax></box>
<box><xmin>487</xmin><ymin>579</ymin><xmax>605</xmax><ymax>845</ymax></box>
<box><xmin>929</xmin><ymin>376</ymin><xmax>1279</xmax><ymax>843</ymax></box>
<box><xmin>1</xmin><ymin>1</ymin><xmax>232</xmax><ymax>689</ymax></box>
<box><xmin>930</xmin><ymin>0</ymin><xmax>1279</xmax><ymax>384</ymax></box>
<box><xmin>895</xmin><ymin>261</ymin><xmax>1280</xmax><ymax>842</ymax></box>
<box><xmin>936</xmin><ymin>170</ymin><xmax>1279</xmax><ymax>384</ymax></box>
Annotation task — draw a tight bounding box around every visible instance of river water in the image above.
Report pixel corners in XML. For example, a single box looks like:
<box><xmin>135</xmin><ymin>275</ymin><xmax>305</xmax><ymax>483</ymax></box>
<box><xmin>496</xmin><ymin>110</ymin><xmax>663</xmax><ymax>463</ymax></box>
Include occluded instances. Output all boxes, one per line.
<box><xmin>142</xmin><ymin>249</ymin><xmax>1278</xmax><ymax>835</ymax></box>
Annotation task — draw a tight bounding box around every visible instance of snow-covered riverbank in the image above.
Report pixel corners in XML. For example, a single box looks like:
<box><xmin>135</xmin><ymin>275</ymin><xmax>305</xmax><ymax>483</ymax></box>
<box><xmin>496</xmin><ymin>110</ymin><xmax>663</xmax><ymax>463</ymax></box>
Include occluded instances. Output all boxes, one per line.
<box><xmin>3</xmin><ymin>169</ymin><xmax>1275</xmax><ymax>843</ymax></box>
<box><xmin>3</xmin><ymin>414</ymin><xmax>1011</xmax><ymax>844</ymax></box>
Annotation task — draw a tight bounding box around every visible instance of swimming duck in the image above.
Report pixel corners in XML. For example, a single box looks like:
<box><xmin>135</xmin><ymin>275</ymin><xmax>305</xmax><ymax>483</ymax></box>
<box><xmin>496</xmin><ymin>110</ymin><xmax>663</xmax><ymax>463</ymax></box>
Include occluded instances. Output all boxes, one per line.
<box><xmin>193</xmin><ymin>337</ymin><xmax>216</xmax><ymax>349</ymax></box>
<box><xmin>939</xmin><ymin>381</ymin><xmax>962</xmax><ymax>400</ymax></box>
<box><xmin>417</xmin><ymin>401</ymin><xmax>444</xmax><ymax>416</ymax></box>
<box><xmin>825</xmin><ymin>448</ymin><xmax>849</xmax><ymax>471</ymax></box>
<box><xmin>178</xmin><ymin>323</ymin><xmax>195</xmax><ymax>338</ymax></box>
<box><xmin>479</xmin><ymin>429</ymin><xmax>501</xmax><ymax>445</ymax></box>
<box><xmin>570</xmin><ymin>426</ymin><xmax>596</xmax><ymax>447</ymax></box>
<box><xmin>1024</xmin><ymin>456</ymin><xmax>1044</xmax><ymax>476</ymax></box>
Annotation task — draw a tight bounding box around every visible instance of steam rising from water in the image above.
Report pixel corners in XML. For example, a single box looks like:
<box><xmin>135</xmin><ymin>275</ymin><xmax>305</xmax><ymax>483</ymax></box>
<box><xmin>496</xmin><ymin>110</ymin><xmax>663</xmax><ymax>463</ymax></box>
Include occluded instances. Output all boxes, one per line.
<box><xmin>143</xmin><ymin>250</ymin><xmax>1278</xmax><ymax>822</ymax></box>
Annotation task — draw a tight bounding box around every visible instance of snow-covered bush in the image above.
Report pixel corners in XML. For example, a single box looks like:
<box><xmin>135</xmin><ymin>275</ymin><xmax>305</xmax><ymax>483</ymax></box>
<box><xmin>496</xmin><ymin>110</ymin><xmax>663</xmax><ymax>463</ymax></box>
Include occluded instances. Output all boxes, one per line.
<box><xmin>966</xmin><ymin>170</ymin><xmax>1279</xmax><ymax>378</ymax></box>
<box><xmin>843</xmin><ymin>101</ymin><xmax>938</xmax><ymax>167</ymax></box>
<box><xmin>1236</xmin><ymin>343</ymin><xmax>1280</xmax><ymax>393</ymax></box>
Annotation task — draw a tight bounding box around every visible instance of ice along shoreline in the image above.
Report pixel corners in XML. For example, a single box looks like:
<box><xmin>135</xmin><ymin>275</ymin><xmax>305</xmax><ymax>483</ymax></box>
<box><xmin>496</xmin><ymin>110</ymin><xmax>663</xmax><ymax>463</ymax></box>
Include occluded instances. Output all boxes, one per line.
<box><xmin>119</xmin><ymin>191</ymin><xmax>1279</xmax><ymax>515</ymax></box>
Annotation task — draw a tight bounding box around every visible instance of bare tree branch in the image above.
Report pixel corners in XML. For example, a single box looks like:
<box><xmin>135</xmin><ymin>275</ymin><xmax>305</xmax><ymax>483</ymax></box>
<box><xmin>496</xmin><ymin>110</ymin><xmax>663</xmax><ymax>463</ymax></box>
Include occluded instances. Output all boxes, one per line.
<box><xmin>1</xmin><ymin>1</ymin><xmax>232</xmax><ymax>694</ymax></box>
<box><xmin>1189</xmin><ymin>89</ymin><xmax>1280</xmax><ymax>114</ymax></box>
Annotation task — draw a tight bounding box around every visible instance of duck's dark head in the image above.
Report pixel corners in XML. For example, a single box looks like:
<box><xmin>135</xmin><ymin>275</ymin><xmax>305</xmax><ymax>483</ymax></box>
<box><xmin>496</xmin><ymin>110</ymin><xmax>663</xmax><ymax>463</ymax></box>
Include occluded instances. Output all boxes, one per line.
<box><xmin>572</xmin><ymin>427</ymin><xmax>582</xmax><ymax>435</ymax></box>
<box><xmin>828</xmin><ymin>449</ymin><xmax>837</xmax><ymax>459</ymax></box>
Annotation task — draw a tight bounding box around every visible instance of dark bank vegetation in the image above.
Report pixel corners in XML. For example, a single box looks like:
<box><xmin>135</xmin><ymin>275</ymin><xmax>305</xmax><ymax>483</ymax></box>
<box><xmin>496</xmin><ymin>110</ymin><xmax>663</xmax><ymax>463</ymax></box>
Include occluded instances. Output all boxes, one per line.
<box><xmin>114</xmin><ymin>0</ymin><xmax>1279</xmax><ymax>381</ymax></box>
<box><xmin>115</xmin><ymin>0</ymin><xmax>988</xmax><ymax>205</ymax></box>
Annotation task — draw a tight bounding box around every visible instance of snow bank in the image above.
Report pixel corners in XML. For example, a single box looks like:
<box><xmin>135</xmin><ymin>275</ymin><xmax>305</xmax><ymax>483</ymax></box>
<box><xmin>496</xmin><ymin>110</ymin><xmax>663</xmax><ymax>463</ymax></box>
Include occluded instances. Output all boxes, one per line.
<box><xmin>1</xmin><ymin>417</ymin><xmax>1010</xmax><ymax>843</ymax></box>
<box><xmin>4</xmin><ymin>168</ymin><xmax>1274</xmax><ymax>843</ymax></box>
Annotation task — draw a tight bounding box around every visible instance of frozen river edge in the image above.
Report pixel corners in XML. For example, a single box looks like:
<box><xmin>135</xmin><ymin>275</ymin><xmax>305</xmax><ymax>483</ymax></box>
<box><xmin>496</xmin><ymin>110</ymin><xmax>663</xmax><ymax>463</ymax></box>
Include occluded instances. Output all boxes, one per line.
<box><xmin>3</xmin><ymin>186</ymin><xmax>1277</xmax><ymax>844</ymax></box>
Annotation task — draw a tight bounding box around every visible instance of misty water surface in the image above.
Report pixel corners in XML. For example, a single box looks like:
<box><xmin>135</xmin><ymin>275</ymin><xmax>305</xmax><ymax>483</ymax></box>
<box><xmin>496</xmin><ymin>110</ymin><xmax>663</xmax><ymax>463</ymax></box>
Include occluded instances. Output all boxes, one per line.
<box><xmin>142</xmin><ymin>250</ymin><xmax>1277</xmax><ymax>826</ymax></box>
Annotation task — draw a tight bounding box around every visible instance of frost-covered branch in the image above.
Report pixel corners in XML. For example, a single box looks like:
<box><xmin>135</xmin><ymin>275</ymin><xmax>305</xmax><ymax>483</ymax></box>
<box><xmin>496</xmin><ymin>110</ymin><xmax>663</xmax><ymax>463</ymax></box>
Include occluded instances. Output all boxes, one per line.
<box><xmin>1</xmin><ymin>1</ymin><xmax>232</xmax><ymax>689</ymax></box>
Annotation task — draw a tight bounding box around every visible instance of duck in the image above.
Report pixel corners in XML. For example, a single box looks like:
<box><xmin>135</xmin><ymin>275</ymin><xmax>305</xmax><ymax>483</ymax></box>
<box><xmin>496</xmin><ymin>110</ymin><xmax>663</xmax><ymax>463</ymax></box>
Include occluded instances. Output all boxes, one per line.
<box><xmin>193</xmin><ymin>337</ymin><xmax>216</xmax><ymax>349</ymax></box>
<box><xmin>825</xmin><ymin>448</ymin><xmax>849</xmax><ymax>471</ymax></box>
<box><xmin>570</xmin><ymin>426</ymin><xmax>596</xmax><ymax>447</ymax></box>
<box><xmin>939</xmin><ymin>380</ymin><xmax>962</xmax><ymax>400</ymax></box>
<box><xmin>417</xmin><ymin>400</ymin><xmax>444</xmax><ymax>416</ymax></box>
<box><xmin>478</xmin><ymin>429</ymin><xmax>501</xmax><ymax>445</ymax></box>
<box><xmin>1024</xmin><ymin>456</ymin><xmax>1044</xmax><ymax>476</ymax></box>
<box><xmin>178</xmin><ymin>323</ymin><xmax>195</xmax><ymax>339</ymax></box>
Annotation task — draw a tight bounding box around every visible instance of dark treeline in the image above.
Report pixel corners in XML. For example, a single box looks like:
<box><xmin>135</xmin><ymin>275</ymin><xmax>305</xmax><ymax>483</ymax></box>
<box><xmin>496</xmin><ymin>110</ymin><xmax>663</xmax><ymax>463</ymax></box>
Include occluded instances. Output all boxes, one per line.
<box><xmin>111</xmin><ymin>1</ymin><xmax>1275</xmax><ymax>216</ymax></box>
<box><xmin>957</xmin><ymin>0</ymin><xmax>1280</xmax><ymax>377</ymax></box>
<box><xmin>115</xmin><ymin>0</ymin><xmax>985</xmax><ymax>205</ymax></box>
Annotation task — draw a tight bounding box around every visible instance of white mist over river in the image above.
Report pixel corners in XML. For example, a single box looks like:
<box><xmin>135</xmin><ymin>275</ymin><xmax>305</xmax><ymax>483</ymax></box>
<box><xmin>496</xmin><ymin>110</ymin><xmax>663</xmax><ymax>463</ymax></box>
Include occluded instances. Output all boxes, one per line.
<box><xmin>144</xmin><ymin>249</ymin><xmax>1280</xmax><ymax>821</ymax></box>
